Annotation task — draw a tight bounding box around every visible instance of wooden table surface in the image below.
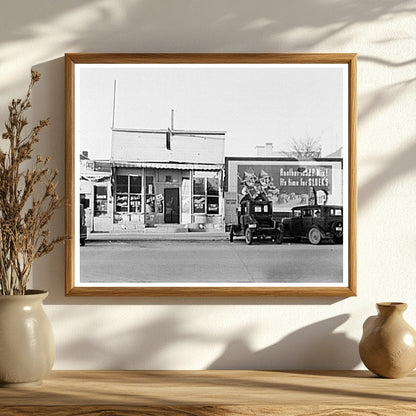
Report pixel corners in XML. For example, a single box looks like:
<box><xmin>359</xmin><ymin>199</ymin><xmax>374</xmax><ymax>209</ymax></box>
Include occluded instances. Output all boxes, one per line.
<box><xmin>1</xmin><ymin>370</ymin><xmax>415</xmax><ymax>415</ymax></box>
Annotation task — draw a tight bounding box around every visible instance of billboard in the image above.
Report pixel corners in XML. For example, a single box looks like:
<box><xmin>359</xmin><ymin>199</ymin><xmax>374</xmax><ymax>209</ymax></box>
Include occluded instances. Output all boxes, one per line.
<box><xmin>225</xmin><ymin>158</ymin><xmax>343</xmax><ymax>223</ymax></box>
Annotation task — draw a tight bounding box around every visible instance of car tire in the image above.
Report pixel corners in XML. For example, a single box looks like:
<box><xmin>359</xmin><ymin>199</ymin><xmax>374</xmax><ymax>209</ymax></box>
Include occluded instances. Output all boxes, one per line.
<box><xmin>80</xmin><ymin>238</ymin><xmax>86</xmax><ymax>246</ymax></box>
<box><xmin>245</xmin><ymin>228</ymin><xmax>253</xmax><ymax>245</ymax></box>
<box><xmin>308</xmin><ymin>227</ymin><xmax>322</xmax><ymax>245</ymax></box>
<box><xmin>333</xmin><ymin>236</ymin><xmax>343</xmax><ymax>244</ymax></box>
<box><xmin>332</xmin><ymin>220</ymin><xmax>343</xmax><ymax>234</ymax></box>
<box><xmin>274</xmin><ymin>229</ymin><xmax>283</xmax><ymax>244</ymax></box>
<box><xmin>229</xmin><ymin>226</ymin><xmax>234</xmax><ymax>243</ymax></box>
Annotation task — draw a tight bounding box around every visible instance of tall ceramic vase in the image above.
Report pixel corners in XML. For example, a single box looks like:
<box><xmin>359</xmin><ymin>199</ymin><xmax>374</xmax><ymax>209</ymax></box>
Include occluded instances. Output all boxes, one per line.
<box><xmin>359</xmin><ymin>302</ymin><xmax>416</xmax><ymax>378</ymax></box>
<box><xmin>0</xmin><ymin>290</ymin><xmax>55</xmax><ymax>387</ymax></box>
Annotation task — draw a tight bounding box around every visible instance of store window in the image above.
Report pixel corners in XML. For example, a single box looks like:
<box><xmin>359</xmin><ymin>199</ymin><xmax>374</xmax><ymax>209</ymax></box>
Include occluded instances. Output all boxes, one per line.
<box><xmin>129</xmin><ymin>175</ymin><xmax>142</xmax><ymax>213</ymax></box>
<box><xmin>207</xmin><ymin>196</ymin><xmax>219</xmax><ymax>214</ymax></box>
<box><xmin>207</xmin><ymin>177</ymin><xmax>219</xmax><ymax>195</ymax></box>
<box><xmin>192</xmin><ymin>175</ymin><xmax>219</xmax><ymax>215</ymax></box>
<box><xmin>116</xmin><ymin>175</ymin><xmax>142</xmax><ymax>213</ymax></box>
<box><xmin>94</xmin><ymin>186</ymin><xmax>107</xmax><ymax>216</ymax></box>
<box><xmin>145</xmin><ymin>176</ymin><xmax>155</xmax><ymax>213</ymax></box>
<box><xmin>193</xmin><ymin>177</ymin><xmax>205</xmax><ymax>195</ymax></box>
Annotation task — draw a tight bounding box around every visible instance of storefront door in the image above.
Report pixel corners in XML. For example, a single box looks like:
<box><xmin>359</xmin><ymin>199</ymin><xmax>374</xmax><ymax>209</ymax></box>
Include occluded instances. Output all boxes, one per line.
<box><xmin>164</xmin><ymin>188</ymin><xmax>180</xmax><ymax>224</ymax></box>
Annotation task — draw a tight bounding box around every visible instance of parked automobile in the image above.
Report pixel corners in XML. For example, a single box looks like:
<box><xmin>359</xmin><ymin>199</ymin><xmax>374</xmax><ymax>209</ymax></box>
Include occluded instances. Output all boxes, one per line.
<box><xmin>80</xmin><ymin>199</ymin><xmax>89</xmax><ymax>246</ymax></box>
<box><xmin>281</xmin><ymin>205</ymin><xmax>343</xmax><ymax>245</ymax></box>
<box><xmin>229</xmin><ymin>195</ymin><xmax>283</xmax><ymax>245</ymax></box>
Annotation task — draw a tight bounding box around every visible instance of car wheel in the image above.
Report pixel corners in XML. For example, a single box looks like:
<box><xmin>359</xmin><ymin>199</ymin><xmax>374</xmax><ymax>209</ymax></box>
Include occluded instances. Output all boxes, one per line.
<box><xmin>80</xmin><ymin>238</ymin><xmax>86</xmax><ymax>246</ymax></box>
<box><xmin>229</xmin><ymin>226</ymin><xmax>234</xmax><ymax>243</ymax></box>
<box><xmin>274</xmin><ymin>229</ymin><xmax>283</xmax><ymax>244</ymax></box>
<box><xmin>245</xmin><ymin>228</ymin><xmax>253</xmax><ymax>245</ymax></box>
<box><xmin>331</xmin><ymin>221</ymin><xmax>343</xmax><ymax>237</ymax></box>
<box><xmin>308</xmin><ymin>228</ymin><xmax>321</xmax><ymax>245</ymax></box>
<box><xmin>333</xmin><ymin>236</ymin><xmax>343</xmax><ymax>244</ymax></box>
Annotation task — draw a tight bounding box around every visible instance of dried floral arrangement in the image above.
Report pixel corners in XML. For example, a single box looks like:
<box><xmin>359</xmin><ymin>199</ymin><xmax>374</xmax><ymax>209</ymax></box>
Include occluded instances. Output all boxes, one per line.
<box><xmin>0</xmin><ymin>71</ymin><xmax>65</xmax><ymax>295</ymax></box>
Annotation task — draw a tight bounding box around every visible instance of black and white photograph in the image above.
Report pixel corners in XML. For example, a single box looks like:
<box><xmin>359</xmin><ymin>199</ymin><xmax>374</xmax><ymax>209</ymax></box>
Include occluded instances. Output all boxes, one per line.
<box><xmin>66</xmin><ymin>54</ymin><xmax>356</xmax><ymax>296</ymax></box>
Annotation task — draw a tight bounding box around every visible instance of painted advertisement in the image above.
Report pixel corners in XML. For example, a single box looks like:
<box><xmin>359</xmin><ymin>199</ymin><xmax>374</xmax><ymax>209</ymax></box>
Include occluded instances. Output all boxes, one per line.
<box><xmin>238</xmin><ymin>164</ymin><xmax>332</xmax><ymax>209</ymax></box>
<box><xmin>225</xmin><ymin>158</ymin><xmax>343</xmax><ymax>221</ymax></box>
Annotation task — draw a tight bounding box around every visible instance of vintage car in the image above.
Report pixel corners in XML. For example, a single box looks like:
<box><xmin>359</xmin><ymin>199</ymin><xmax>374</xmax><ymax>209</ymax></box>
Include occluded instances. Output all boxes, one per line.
<box><xmin>80</xmin><ymin>199</ymin><xmax>90</xmax><ymax>246</ymax></box>
<box><xmin>281</xmin><ymin>205</ymin><xmax>343</xmax><ymax>245</ymax></box>
<box><xmin>229</xmin><ymin>195</ymin><xmax>283</xmax><ymax>245</ymax></box>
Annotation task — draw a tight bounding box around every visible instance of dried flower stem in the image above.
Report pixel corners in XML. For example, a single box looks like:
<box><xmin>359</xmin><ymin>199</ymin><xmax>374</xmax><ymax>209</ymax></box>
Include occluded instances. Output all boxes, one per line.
<box><xmin>0</xmin><ymin>71</ymin><xmax>65</xmax><ymax>295</ymax></box>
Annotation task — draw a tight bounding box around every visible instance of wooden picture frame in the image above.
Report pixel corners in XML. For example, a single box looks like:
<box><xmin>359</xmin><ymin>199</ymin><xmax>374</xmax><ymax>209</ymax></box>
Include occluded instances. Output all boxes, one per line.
<box><xmin>65</xmin><ymin>53</ymin><xmax>356</xmax><ymax>296</ymax></box>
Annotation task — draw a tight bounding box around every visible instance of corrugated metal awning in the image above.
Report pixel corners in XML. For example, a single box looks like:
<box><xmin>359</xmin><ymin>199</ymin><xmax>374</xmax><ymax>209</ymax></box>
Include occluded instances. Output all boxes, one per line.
<box><xmin>112</xmin><ymin>161</ymin><xmax>223</xmax><ymax>171</ymax></box>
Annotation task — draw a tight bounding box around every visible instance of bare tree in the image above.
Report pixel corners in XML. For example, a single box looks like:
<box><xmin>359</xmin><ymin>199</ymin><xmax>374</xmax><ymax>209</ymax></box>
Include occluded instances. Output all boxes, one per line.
<box><xmin>284</xmin><ymin>136</ymin><xmax>322</xmax><ymax>160</ymax></box>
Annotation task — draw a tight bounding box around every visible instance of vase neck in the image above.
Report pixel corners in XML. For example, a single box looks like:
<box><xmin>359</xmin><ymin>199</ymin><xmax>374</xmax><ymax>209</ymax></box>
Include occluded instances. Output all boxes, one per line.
<box><xmin>377</xmin><ymin>302</ymin><xmax>407</xmax><ymax>316</ymax></box>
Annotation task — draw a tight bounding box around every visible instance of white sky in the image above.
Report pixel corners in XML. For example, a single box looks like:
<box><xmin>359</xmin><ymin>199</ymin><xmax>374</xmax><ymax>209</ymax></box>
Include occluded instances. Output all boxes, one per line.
<box><xmin>77</xmin><ymin>64</ymin><xmax>347</xmax><ymax>160</ymax></box>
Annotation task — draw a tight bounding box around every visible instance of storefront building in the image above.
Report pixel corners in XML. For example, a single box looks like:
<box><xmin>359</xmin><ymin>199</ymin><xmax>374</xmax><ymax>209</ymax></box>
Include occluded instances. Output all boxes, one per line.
<box><xmin>79</xmin><ymin>151</ymin><xmax>112</xmax><ymax>233</ymax></box>
<box><xmin>110</xmin><ymin>127</ymin><xmax>225</xmax><ymax>231</ymax></box>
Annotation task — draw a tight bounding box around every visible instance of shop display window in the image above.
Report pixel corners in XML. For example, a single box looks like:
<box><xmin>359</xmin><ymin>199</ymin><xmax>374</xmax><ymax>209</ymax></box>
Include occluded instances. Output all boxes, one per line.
<box><xmin>146</xmin><ymin>176</ymin><xmax>154</xmax><ymax>195</ymax></box>
<box><xmin>207</xmin><ymin>196</ymin><xmax>219</xmax><ymax>214</ymax></box>
<box><xmin>129</xmin><ymin>194</ymin><xmax>141</xmax><ymax>213</ymax></box>
<box><xmin>130</xmin><ymin>175</ymin><xmax>142</xmax><ymax>194</ymax></box>
<box><xmin>116</xmin><ymin>175</ymin><xmax>142</xmax><ymax>213</ymax></box>
<box><xmin>94</xmin><ymin>186</ymin><xmax>108</xmax><ymax>216</ymax></box>
<box><xmin>193</xmin><ymin>175</ymin><xmax>220</xmax><ymax>215</ymax></box>
<box><xmin>193</xmin><ymin>177</ymin><xmax>205</xmax><ymax>195</ymax></box>
<box><xmin>207</xmin><ymin>177</ymin><xmax>219</xmax><ymax>195</ymax></box>
<box><xmin>145</xmin><ymin>176</ymin><xmax>155</xmax><ymax>213</ymax></box>
<box><xmin>115</xmin><ymin>194</ymin><xmax>128</xmax><ymax>212</ymax></box>
<box><xmin>116</xmin><ymin>175</ymin><xmax>128</xmax><ymax>193</ymax></box>
<box><xmin>193</xmin><ymin>196</ymin><xmax>205</xmax><ymax>214</ymax></box>
<box><xmin>146</xmin><ymin>195</ymin><xmax>155</xmax><ymax>213</ymax></box>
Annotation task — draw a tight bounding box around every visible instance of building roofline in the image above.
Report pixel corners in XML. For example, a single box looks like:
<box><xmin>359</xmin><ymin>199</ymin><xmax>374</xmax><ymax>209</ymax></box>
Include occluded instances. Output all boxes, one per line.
<box><xmin>112</xmin><ymin>127</ymin><xmax>226</xmax><ymax>136</ymax></box>
<box><xmin>111</xmin><ymin>160</ymin><xmax>223</xmax><ymax>170</ymax></box>
<box><xmin>224</xmin><ymin>156</ymin><xmax>343</xmax><ymax>163</ymax></box>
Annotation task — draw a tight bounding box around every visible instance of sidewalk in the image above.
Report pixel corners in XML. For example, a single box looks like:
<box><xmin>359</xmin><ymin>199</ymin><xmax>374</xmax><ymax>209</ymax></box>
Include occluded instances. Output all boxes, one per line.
<box><xmin>87</xmin><ymin>231</ymin><xmax>229</xmax><ymax>242</ymax></box>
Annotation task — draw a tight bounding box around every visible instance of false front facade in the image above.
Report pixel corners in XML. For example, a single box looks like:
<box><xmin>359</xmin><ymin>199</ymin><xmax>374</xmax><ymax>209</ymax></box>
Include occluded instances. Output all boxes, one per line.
<box><xmin>109</xmin><ymin>127</ymin><xmax>225</xmax><ymax>231</ymax></box>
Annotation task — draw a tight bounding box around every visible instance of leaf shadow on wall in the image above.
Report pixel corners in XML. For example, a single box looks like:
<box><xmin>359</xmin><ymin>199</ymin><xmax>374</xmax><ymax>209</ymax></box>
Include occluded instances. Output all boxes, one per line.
<box><xmin>52</xmin><ymin>307</ymin><xmax>359</xmax><ymax>370</ymax></box>
<box><xmin>0</xmin><ymin>0</ymin><xmax>414</xmax><ymax>97</ymax></box>
<box><xmin>27</xmin><ymin>0</ymin><xmax>416</xmax><ymax>303</ymax></box>
<box><xmin>53</xmin><ymin>309</ymin><xmax>219</xmax><ymax>369</ymax></box>
<box><xmin>207</xmin><ymin>314</ymin><xmax>360</xmax><ymax>370</ymax></box>
<box><xmin>358</xmin><ymin>138</ymin><xmax>416</xmax><ymax>210</ymax></box>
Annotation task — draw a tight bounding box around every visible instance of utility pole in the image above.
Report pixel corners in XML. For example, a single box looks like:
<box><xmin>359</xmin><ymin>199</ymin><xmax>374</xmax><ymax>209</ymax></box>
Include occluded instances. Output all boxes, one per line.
<box><xmin>111</xmin><ymin>80</ymin><xmax>117</xmax><ymax>129</ymax></box>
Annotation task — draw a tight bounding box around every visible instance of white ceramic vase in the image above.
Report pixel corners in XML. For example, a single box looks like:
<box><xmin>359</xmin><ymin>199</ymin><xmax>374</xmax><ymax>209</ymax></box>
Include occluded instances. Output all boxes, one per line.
<box><xmin>0</xmin><ymin>290</ymin><xmax>55</xmax><ymax>387</ymax></box>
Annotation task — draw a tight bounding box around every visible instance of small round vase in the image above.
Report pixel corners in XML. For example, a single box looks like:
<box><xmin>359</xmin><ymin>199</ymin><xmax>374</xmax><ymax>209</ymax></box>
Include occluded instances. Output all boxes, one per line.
<box><xmin>359</xmin><ymin>302</ymin><xmax>416</xmax><ymax>378</ymax></box>
<box><xmin>0</xmin><ymin>290</ymin><xmax>55</xmax><ymax>387</ymax></box>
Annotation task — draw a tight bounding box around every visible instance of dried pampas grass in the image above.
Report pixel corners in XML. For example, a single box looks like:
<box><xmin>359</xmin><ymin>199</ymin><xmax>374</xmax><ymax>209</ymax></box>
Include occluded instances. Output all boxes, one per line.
<box><xmin>0</xmin><ymin>71</ymin><xmax>65</xmax><ymax>295</ymax></box>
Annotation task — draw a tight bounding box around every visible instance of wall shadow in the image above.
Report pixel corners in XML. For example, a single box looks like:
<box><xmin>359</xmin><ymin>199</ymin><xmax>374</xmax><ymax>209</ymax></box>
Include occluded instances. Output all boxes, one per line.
<box><xmin>359</xmin><ymin>138</ymin><xmax>416</xmax><ymax>210</ymax></box>
<box><xmin>1</xmin><ymin>0</ymin><xmax>413</xmax><ymax>54</ymax></box>
<box><xmin>54</xmin><ymin>310</ymin><xmax>214</xmax><ymax>369</ymax></box>
<box><xmin>53</xmin><ymin>310</ymin><xmax>359</xmax><ymax>370</ymax></box>
<box><xmin>207</xmin><ymin>314</ymin><xmax>360</xmax><ymax>370</ymax></box>
<box><xmin>0</xmin><ymin>0</ymin><xmax>414</xmax><ymax>98</ymax></box>
<box><xmin>2</xmin><ymin>0</ymin><xmax>412</xmax><ymax>371</ymax></box>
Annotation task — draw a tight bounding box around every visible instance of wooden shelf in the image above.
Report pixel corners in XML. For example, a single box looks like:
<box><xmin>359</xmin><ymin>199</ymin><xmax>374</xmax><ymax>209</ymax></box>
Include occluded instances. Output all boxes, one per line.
<box><xmin>1</xmin><ymin>370</ymin><xmax>415</xmax><ymax>415</ymax></box>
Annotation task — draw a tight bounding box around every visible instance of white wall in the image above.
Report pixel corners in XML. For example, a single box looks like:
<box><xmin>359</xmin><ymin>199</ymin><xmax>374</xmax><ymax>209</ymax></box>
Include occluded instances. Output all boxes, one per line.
<box><xmin>1</xmin><ymin>0</ymin><xmax>415</xmax><ymax>370</ymax></box>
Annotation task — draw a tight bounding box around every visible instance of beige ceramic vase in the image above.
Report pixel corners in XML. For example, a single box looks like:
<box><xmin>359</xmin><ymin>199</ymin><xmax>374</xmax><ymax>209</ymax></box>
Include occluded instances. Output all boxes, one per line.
<box><xmin>359</xmin><ymin>302</ymin><xmax>416</xmax><ymax>378</ymax></box>
<box><xmin>0</xmin><ymin>290</ymin><xmax>55</xmax><ymax>387</ymax></box>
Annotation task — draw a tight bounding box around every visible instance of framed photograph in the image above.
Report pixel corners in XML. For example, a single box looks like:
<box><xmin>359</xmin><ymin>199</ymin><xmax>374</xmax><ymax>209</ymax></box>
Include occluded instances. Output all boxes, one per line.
<box><xmin>65</xmin><ymin>53</ymin><xmax>356</xmax><ymax>296</ymax></box>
